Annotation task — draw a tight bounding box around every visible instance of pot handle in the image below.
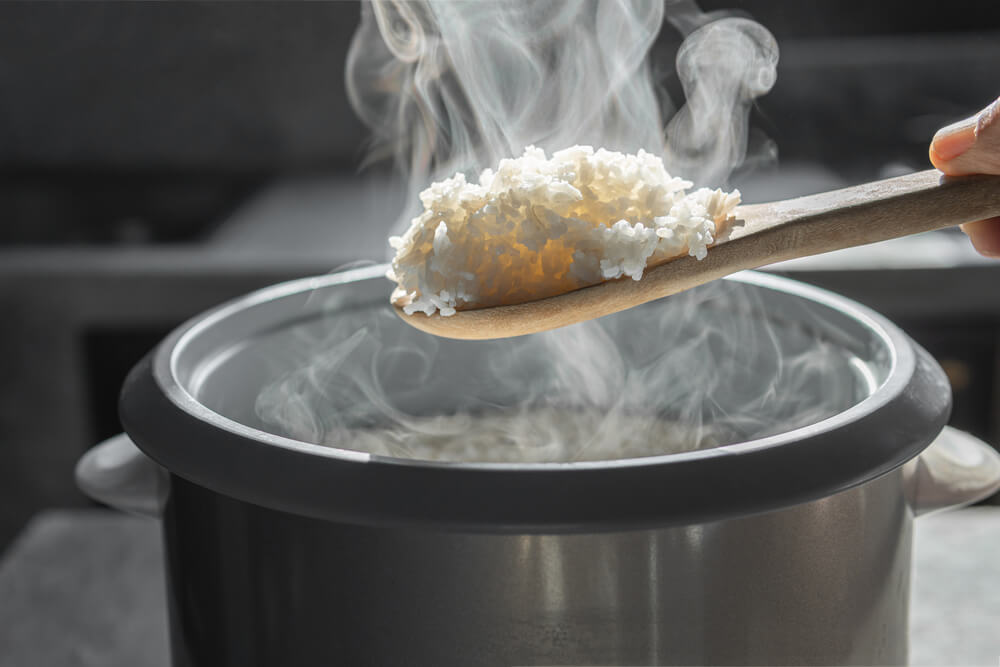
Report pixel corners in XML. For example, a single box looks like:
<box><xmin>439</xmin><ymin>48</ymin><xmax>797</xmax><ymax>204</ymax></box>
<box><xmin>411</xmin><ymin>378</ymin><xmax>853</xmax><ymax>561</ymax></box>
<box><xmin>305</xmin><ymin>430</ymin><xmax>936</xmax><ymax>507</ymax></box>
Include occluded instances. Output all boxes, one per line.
<box><xmin>75</xmin><ymin>433</ymin><xmax>166</xmax><ymax>518</ymax></box>
<box><xmin>905</xmin><ymin>426</ymin><xmax>1000</xmax><ymax>517</ymax></box>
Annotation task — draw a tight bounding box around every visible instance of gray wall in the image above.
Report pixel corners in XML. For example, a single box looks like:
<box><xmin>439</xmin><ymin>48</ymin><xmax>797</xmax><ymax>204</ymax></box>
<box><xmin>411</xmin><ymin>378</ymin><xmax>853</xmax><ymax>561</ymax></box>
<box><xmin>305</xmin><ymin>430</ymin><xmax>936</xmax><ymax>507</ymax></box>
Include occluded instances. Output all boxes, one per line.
<box><xmin>0</xmin><ymin>2</ymin><xmax>366</xmax><ymax>172</ymax></box>
<box><xmin>2</xmin><ymin>0</ymin><xmax>998</xmax><ymax>173</ymax></box>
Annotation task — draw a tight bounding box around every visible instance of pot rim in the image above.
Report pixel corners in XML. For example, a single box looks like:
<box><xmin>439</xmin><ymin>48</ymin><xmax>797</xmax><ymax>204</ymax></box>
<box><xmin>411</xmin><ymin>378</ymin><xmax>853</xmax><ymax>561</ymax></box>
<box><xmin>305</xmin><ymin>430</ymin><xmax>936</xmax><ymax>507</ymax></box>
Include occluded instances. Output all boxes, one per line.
<box><xmin>120</xmin><ymin>265</ymin><xmax>951</xmax><ymax>531</ymax></box>
<box><xmin>167</xmin><ymin>265</ymin><xmax>894</xmax><ymax>470</ymax></box>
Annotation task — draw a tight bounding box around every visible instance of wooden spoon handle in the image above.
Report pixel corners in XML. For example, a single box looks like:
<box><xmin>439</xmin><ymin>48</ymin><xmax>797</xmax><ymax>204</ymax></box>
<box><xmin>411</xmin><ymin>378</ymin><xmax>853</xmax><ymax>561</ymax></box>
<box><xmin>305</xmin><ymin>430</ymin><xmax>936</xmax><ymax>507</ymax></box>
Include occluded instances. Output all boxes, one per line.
<box><xmin>618</xmin><ymin>169</ymin><xmax>1000</xmax><ymax>330</ymax></box>
<box><xmin>731</xmin><ymin>169</ymin><xmax>1000</xmax><ymax>261</ymax></box>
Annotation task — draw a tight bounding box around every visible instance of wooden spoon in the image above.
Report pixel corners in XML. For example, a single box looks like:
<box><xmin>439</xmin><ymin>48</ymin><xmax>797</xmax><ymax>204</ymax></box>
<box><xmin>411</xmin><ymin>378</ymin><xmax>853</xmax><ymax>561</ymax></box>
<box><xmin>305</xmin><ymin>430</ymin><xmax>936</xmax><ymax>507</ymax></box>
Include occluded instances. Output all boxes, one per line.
<box><xmin>394</xmin><ymin>169</ymin><xmax>1000</xmax><ymax>340</ymax></box>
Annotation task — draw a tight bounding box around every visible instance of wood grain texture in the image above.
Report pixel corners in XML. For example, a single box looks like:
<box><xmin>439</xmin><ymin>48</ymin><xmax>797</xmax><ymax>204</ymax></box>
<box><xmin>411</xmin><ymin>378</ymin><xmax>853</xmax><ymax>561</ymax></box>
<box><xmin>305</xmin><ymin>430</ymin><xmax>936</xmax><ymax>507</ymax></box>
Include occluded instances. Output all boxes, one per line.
<box><xmin>397</xmin><ymin>169</ymin><xmax>1000</xmax><ymax>340</ymax></box>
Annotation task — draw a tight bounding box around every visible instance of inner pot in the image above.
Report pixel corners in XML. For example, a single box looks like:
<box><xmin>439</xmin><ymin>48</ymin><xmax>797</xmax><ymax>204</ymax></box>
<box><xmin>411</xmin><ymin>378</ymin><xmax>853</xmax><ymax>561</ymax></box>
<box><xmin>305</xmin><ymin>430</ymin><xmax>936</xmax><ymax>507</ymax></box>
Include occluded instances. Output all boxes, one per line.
<box><xmin>121</xmin><ymin>265</ymin><xmax>949</xmax><ymax>531</ymax></box>
<box><xmin>116</xmin><ymin>266</ymin><xmax>953</xmax><ymax>666</ymax></box>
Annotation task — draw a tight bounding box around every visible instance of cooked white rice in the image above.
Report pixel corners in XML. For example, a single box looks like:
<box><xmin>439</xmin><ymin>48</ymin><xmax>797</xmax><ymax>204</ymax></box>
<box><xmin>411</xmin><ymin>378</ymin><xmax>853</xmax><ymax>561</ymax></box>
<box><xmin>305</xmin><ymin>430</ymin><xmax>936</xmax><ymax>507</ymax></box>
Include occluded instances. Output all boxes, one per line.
<box><xmin>387</xmin><ymin>145</ymin><xmax>741</xmax><ymax>316</ymax></box>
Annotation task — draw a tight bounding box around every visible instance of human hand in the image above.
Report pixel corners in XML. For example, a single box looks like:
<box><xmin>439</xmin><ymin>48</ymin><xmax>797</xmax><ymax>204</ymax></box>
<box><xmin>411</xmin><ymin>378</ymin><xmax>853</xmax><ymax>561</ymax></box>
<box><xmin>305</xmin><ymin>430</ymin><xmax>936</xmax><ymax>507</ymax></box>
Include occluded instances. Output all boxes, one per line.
<box><xmin>929</xmin><ymin>96</ymin><xmax>1000</xmax><ymax>257</ymax></box>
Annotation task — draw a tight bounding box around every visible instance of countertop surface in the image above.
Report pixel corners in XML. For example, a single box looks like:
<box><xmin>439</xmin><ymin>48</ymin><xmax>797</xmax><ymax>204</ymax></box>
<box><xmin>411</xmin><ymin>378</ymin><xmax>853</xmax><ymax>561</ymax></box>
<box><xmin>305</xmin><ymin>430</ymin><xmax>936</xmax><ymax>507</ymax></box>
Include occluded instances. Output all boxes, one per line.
<box><xmin>0</xmin><ymin>507</ymin><xmax>998</xmax><ymax>666</ymax></box>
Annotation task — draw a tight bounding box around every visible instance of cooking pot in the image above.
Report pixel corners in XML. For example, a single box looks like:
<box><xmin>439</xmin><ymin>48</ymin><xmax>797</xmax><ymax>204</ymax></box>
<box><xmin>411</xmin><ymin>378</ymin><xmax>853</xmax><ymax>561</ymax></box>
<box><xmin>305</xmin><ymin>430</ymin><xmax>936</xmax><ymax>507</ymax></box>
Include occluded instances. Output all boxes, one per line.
<box><xmin>77</xmin><ymin>265</ymin><xmax>1000</xmax><ymax>666</ymax></box>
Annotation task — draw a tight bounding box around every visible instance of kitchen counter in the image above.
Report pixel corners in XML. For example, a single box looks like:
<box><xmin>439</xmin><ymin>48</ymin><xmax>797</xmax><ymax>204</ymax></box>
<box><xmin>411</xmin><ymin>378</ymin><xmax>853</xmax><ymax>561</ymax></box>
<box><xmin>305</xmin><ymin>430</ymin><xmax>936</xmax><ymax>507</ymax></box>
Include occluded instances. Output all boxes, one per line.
<box><xmin>0</xmin><ymin>508</ymin><xmax>997</xmax><ymax>666</ymax></box>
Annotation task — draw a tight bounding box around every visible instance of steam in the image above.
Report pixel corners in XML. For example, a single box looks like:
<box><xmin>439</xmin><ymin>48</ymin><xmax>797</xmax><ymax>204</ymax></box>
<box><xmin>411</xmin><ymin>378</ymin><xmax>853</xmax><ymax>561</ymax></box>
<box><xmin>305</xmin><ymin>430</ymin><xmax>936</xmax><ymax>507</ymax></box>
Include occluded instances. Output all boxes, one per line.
<box><xmin>665</xmin><ymin>17</ymin><xmax>779</xmax><ymax>185</ymax></box>
<box><xmin>346</xmin><ymin>0</ymin><xmax>778</xmax><ymax>226</ymax></box>
<box><xmin>249</xmin><ymin>1</ymin><xmax>859</xmax><ymax>463</ymax></box>
<box><xmin>253</xmin><ymin>279</ymin><xmax>865</xmax><ymax>462</ymax></box>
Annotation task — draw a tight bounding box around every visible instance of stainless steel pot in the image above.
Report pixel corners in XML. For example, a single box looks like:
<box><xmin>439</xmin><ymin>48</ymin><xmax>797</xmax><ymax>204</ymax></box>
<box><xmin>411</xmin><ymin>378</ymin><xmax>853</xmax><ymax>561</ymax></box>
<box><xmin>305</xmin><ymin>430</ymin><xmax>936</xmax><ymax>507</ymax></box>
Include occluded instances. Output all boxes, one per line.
<box><xmin>77</xmin><ymin>266</ymin><xmax>1000</xmax><ymax>666</ymax></box>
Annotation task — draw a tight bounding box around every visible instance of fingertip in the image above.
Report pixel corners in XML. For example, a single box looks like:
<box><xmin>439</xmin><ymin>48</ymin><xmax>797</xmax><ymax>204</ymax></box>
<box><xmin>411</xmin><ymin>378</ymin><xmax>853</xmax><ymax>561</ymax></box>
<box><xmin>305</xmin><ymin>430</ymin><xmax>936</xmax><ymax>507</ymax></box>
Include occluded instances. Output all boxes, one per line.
<box><xmin>960</xmin><ymin>218</ymin><xmax>1000</xmax><ymax>258</ymax></box>
<box><xmin>928</xmin><ymin>145</ymin><xmax>949</xmax><ymax>173</ymax></box>
<box><xmin>929</xmin><ymin>147</ymin><xmax>970</xmax><ymax>176</ymax></box>
<box><xmin>930</xmin><ymin>120</ymin><xmax>977</xmax><ymax>162</ymax></box>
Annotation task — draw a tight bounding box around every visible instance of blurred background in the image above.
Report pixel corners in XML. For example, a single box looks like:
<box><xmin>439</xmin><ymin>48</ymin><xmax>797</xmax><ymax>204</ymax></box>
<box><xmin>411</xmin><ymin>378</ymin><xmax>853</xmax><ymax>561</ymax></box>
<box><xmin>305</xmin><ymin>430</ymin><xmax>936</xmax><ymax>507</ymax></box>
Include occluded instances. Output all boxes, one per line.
<box><xmin>2</xmin><ymin>2</ymin><xmax>1000</xmax><ymax>665</ymax></box>
<box><xmin>2</xmin><ymin>0</ymin><xmax>1000</xmax><ymax>552</ymax></box>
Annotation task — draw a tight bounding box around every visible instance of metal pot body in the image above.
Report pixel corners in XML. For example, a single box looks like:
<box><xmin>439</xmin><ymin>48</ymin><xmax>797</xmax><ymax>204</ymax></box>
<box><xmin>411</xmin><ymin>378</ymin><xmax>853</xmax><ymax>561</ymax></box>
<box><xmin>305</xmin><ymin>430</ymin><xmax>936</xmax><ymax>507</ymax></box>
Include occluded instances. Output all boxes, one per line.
<box><xmin>162</xmin><ymin>468</ymin><xmax>912</xmax><ymax>667</ymax></box>
<box><xmin>71</xmin><ymin>267</ymin><xmax>998</xmax><ymax>666</ymax></box>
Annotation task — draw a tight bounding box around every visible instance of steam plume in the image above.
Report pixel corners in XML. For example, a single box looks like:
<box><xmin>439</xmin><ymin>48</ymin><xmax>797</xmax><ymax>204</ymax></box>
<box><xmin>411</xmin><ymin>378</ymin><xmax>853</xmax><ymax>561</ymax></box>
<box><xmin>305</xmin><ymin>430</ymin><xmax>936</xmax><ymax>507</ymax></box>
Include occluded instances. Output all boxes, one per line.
<box><xmin>346</xmin><ymin>0</ymin><xmax>778</xmax><ymax>228</ymax></box>
<box><xmin>249</xmin><ymin>1</ymin><xmax>861</xmax><ymax>464</ymax></box>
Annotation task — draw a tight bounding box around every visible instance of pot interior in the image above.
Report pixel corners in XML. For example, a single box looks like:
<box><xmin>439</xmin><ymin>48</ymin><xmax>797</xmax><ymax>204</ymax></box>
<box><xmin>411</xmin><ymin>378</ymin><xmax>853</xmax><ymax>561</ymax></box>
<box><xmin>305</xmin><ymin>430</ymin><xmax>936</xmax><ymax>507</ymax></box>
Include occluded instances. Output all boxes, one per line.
<box><xmin>176</xmin><ymin>270</ymin><xmax>892</xmax><ymax>463</ymax></box>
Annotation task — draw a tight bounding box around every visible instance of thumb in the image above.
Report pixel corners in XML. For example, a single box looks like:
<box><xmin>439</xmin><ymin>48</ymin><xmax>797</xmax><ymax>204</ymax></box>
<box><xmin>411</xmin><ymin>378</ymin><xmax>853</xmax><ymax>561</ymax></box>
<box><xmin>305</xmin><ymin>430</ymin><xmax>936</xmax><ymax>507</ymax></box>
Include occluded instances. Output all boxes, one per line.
<box><xmin>929</xmin><ymin>96</ymin><xmax>1000</xmax><ymax>257</ymax></box>
<box><xmin>929</xmin><ymin>96</ymin><xmax>1000</xmax><ymax>176</ymax></box>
